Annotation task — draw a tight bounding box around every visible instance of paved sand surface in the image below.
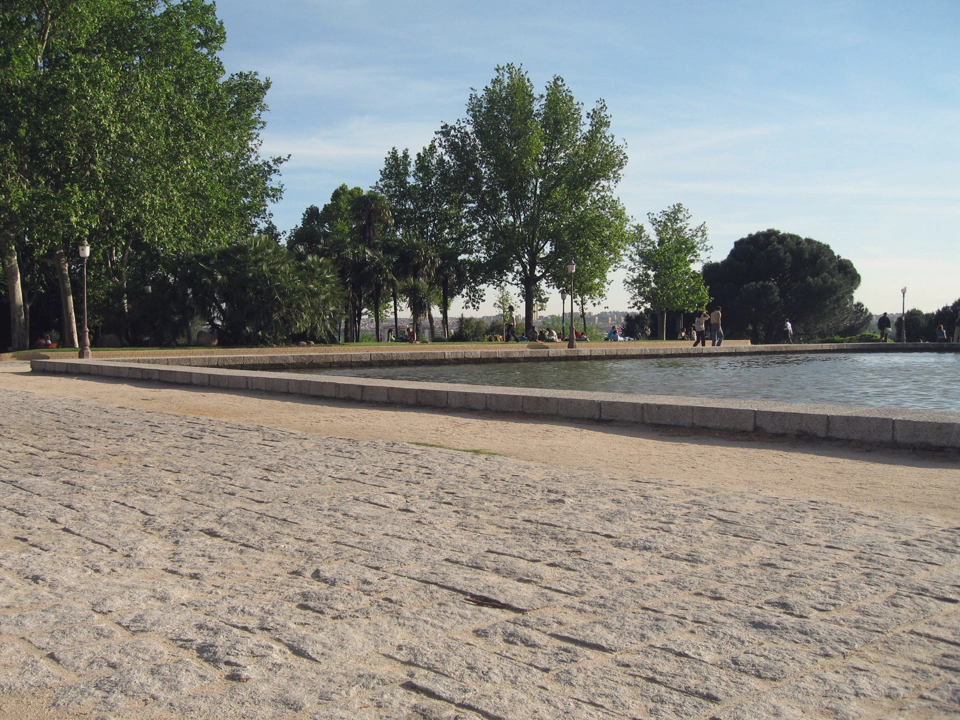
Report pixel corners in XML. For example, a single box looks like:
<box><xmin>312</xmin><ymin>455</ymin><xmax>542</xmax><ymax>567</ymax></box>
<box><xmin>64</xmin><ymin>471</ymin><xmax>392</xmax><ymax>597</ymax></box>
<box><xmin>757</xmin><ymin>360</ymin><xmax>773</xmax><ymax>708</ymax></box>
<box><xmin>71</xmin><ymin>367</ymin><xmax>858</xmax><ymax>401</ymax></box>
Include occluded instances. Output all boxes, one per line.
<box><xmin>0</xmin><ymin>362</ymin><xmax>958</xmax><ymax>719</ymax></box>
<box><xmin>2</xmin><ymin>363</ymin><xmax>958</xmax><ymax>523</ymax></box>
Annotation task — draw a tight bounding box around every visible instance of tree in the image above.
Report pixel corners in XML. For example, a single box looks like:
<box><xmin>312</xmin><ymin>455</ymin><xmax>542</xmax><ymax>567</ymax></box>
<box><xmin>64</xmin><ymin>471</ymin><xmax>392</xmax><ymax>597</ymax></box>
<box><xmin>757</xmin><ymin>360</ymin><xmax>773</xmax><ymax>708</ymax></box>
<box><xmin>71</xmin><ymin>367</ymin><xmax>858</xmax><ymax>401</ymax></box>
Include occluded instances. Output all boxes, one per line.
<box><xmin>439</xmin><ymin>64</ymin><xmax>628</xmax><ymax>332</ymax></box>
<box><xmin>1</xmin><ymin>0</ymin><xmax>285</xmax><ymax>348</ymax></box>
<box><xmin>702</xmin><ymin>229</ymin><xmax>865</xmax><ymax>343</ymax></box>
<box><xmin>288</xmin><ymin>186</ymin><xmax>393</xmax><ymax>342</ymax></box>
<box><xmin>188</xmin><ymin>235</ymin><xmax>340</xmax><ymax>346</ymax></box>
<box><xmin>375</xmin><ymin>142</ymin><xmax>473</xmax><ymax>339</ymax></box>
<box><xmin>626</xmin><ymin>204</ymin><xmax>711</xmax><ymax>340</ymax></box>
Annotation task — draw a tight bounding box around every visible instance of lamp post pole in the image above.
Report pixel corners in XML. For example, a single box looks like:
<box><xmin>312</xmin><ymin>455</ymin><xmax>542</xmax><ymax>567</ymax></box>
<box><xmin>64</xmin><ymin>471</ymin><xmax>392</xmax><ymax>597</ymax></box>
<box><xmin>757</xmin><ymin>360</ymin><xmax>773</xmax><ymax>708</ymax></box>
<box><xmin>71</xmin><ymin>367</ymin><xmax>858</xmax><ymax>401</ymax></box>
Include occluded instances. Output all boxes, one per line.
<box><xmin>901</xmin><ymin>286</ymin><xmax>907</xmax><ymax>343</ymax></box>
<box><xmin>567</xmin><ymin>260</ymin><xmax>577</xmax><ymax>349</ymax></box>
<box><xmin>79</xmin><ymin>242</ymin><xmax>91</xmax><ymax>359</ymax></box>
<box><xmin>560</xmin><ymin>288</ymin><xmax>567</xmax><ymax>340</ymax></box>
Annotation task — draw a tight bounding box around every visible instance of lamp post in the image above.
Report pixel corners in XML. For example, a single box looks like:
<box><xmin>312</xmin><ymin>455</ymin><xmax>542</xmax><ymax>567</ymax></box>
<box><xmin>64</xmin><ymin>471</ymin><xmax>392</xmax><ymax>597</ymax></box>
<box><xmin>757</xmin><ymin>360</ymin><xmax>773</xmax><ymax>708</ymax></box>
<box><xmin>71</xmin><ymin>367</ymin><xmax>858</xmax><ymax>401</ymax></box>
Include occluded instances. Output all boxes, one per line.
<box><xmin>78</xmin><ymin>242</ymin><xmax>91</xmax><ymax>359</ymax></box>
<box><xmin>900</xmin><ymin>286</ymin><xmax>907</xmax><ymax>343</ymax></box>
<box><xmin>567</xmin><ymin>260</ymin><xmax>577</xmax><ymax>349</ymax></box>
<box><xmin>560</xmin><ymin>288</ymin><xmax>567</xmax><ymax>339</ymax></box>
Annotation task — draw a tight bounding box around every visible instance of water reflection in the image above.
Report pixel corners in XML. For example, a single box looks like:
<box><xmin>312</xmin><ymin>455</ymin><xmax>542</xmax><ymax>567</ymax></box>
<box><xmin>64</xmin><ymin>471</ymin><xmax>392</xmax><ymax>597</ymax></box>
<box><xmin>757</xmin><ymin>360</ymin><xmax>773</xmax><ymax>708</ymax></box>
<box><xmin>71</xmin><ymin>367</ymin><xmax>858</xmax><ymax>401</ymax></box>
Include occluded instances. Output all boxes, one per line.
<box><xmin>317</xmin><ymin>352</ymin><xmax>960</xmax><ymax>411</ymax></box>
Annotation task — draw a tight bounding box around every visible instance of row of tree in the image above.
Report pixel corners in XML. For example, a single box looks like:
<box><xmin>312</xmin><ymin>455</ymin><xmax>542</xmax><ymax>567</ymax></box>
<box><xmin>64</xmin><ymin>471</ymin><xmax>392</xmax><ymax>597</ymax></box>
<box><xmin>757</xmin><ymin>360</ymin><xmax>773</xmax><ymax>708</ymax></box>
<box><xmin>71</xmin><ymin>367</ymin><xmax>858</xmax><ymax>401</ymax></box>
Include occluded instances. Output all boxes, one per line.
<box><xmin>285</xmin><ymin>65</ymin><xmax>873</xmax><ymax>347</ymax></box>
<box><xmin>286</xmin><ymin>63</ymin><xmax>632</xmax><ymax>344</ymax></box>
<box><xmin>1</xmin><ymin>0</ymin><xmax>289</xmax><ymax>350</ymax></box>
<box><xmin>1</xmin><ymin>4</ymin><xmax>877</xmax><ymax>350</ymax></box>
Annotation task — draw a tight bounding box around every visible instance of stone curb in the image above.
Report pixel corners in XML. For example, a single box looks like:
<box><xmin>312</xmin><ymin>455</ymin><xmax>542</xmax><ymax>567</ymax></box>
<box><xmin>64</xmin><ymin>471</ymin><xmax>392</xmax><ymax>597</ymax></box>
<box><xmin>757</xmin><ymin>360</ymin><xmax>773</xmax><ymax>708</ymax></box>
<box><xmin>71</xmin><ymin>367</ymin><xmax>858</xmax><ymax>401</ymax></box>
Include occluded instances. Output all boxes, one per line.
<box><xmin>30</xmin><ymin>357</ymin><xmax>960</xmax><ymax>451</ymax></box>
<box><xmin>45</xmin><ymin>340</ymin><xmax>958</xmax><ymax>371</ymax></box>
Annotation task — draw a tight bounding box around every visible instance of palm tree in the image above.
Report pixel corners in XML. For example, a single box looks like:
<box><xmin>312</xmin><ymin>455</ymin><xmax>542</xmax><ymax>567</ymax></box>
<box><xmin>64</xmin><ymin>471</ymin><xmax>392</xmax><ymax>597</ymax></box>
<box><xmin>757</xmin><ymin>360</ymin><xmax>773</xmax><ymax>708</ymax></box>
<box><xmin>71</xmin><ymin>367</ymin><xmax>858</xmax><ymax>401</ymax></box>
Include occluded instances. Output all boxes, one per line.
<box><xmin>352</xmin><ymin>192</ymin><xmax>394</xmax><ymax>341</ymax></box>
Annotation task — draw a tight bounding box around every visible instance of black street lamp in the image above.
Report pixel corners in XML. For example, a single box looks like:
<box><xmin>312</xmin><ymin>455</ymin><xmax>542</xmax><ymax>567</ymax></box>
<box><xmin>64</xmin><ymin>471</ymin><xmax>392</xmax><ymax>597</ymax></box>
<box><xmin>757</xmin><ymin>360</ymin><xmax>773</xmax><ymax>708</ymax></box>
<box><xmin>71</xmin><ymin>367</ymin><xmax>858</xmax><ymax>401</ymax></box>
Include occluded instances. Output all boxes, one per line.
<box><xmin>560</xmin><ymin>288</ymin><xmax>567</xmax><ymax>339</ymax></box>
<box><xmin>79</xmin><ymin>242</ymin><xmax>91</xmax><ymax>359</ymax></box>
<box><xmin>567</xmin><ymin>260</ymin><xmax>577</xmax><ymax>349</ymax></box>
<box><xmin>900</xmin><ymin>286</ymin><xmax>907</xmax><ymax>343</ymax></box>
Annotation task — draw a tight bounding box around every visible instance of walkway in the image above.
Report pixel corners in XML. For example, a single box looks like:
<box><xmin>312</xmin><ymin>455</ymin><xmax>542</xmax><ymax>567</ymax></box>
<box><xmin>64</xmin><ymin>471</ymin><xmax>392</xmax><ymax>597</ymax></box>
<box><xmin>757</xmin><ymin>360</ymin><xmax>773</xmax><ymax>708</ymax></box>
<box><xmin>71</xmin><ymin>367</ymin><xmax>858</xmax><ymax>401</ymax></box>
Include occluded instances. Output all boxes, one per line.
<box><xmin>0</xmin><ymin>389</ymin><xmax>958</xmax><ymax>718</ymax></box>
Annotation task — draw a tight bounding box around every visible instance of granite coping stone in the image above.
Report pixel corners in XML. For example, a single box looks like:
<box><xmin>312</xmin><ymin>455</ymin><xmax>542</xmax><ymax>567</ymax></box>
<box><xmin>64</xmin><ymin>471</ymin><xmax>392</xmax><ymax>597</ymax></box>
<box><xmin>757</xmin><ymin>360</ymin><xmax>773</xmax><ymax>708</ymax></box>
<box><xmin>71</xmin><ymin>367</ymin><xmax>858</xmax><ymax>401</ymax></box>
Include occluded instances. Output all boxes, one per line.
<box><xmin>51</xmin><ymin>340</ymin><xmax>956</xmax><ymax>371</ymax></box>
<box><xmin>29</xmin><ymin>358</ymin><xmax>960</xmax><ymax>450</ymax></box>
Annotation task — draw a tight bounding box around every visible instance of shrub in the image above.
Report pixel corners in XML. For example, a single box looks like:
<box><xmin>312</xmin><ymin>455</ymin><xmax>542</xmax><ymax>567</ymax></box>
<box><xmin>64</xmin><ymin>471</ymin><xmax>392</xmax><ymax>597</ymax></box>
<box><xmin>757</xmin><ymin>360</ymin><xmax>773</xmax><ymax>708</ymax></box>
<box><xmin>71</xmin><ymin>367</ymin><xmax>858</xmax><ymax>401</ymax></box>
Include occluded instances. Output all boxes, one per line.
<box><xmin>815</xmin><ymin>332</ymin><xmax>882</xmax><ymax>343</ymax></box>
<box><xmin>451</xmin><ymin>315</ymin><xmax>490</xmax><ymax>342</ymax></box>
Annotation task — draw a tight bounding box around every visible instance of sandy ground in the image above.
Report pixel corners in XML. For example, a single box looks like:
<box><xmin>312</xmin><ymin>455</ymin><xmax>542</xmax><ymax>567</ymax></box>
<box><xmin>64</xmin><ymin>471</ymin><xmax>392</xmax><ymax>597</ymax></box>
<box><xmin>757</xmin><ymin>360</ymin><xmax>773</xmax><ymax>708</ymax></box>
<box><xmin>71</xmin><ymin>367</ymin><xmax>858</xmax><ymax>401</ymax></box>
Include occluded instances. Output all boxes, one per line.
<box><xmin>1</xmin><ymin>361</ymin><xmax>958</xmax><ymax>524</ymax></box>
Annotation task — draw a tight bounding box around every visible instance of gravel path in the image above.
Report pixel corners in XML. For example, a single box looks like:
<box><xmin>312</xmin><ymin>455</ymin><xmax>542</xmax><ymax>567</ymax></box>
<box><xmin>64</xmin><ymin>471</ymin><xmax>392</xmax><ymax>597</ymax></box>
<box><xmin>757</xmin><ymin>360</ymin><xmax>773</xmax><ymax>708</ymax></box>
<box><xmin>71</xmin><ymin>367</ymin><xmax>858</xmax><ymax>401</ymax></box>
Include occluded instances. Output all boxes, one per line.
<box><xmin>0</xmin><ymin>388</ymin><xmax>958</xmax><ymax>719</ymax></box>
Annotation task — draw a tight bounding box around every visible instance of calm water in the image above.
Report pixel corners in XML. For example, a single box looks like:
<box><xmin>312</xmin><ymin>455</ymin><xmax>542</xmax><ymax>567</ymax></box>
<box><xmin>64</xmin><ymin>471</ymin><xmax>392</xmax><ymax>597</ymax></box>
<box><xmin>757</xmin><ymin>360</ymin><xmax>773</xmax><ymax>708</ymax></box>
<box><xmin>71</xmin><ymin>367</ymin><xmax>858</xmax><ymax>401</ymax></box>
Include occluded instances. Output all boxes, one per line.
<box><xmin>318</xmin><ymin>353</ymin><xmax>960</xmax><ymax>411</ymax></box>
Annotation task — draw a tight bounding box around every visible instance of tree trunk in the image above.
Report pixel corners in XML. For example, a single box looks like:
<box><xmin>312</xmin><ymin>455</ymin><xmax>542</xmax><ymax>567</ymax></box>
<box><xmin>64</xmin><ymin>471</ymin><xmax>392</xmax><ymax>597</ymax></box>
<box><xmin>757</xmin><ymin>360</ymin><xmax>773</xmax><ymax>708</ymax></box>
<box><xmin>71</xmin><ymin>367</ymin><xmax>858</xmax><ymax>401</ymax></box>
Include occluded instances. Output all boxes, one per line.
<box><xmin>373</xmin><ymin>283</ymin><xmax>382</xmax><ymax>342</ymax></box>
<box><xmin>393</xmin><ymin>290</ymin><xmax>399</xmax><ymax>338</ymax></box>
<box><xmin>3</xmin><ymin>246</ymin><xmax>28</xmax><ymax>351</ymax></box>
<box><xmin>661</xmin><ymin>310</ymin><xmax>667</xmax><ymax>341</ymax></box>
<box><xmin>441</xmin><ymin>277</ymin><xmax>450</xmax><ymax>338</ymax></box>
<box><xmin>427</xmin><ymin>307</ymin><xmax>435</xmax><ymax>340</ymax></box>
<box><xmin>524</xmin><ymin>279</ymin><xmax>535</xmax><ymax>333</ymax></box>
<box><xmin>52</xmin><ymin>246</ymin><xmax>79</xmax><ymax>348</ymax></box>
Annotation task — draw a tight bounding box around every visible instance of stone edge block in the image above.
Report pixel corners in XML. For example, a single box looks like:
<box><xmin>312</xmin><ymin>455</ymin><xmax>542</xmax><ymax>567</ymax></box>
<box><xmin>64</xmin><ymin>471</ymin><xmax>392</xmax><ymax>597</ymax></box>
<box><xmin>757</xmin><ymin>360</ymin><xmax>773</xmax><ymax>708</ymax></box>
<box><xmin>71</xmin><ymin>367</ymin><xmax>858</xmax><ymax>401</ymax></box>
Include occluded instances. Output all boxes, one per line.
<box><xmin>386</xmin><ymin>385</ymin><xmax>419</xmax><ymax>406</ymax></box>
<box><xmin>486</xmin><ymin>392</ymin><xmax>524</xmax><ymax>414</ymax></box>
<box><xmin>599</xmin><ymin>399</ymin><xmax>643</xmax><ymax>423</ymax></box>
<box><xmin>361</xmin><ymin>384</ymin><xmax>390</xmax><ymax>404</ymax></box>
<box><xmin>446</xmin><ymin>389</ymin><xmax>487</xmax><ymax>411</ymax></box>
<box><xmin>417</xmin><ymin>387</ymin><xmax>448</xmax><ymax>409</ymax></box>
<box><xmin>756</xmin><ymin>410</ymin><xmax>829</xmax><ymax>438</ymax></box>
<box><xmin>693</xmin><ymin>406</ymin><xmax>756</xmax><ymax>432</ymax></box>
<box><xmin>828</xmin><ymin>414</ymin><xmax>894</xmax><ymax>443</ymax></box>
<box><xmin>894</xmin><ymin>419</ymin><xmax>960</xmax><ymax>449</ymax></box>
<box><xmin>522</xmin><ymin>395</ymin><xmax>560</xmax><ymax>417</ymax></box>
<box><xmin>557</xmin><ymin>397</ymin><xmax>601</xmax><ymax>421</ymax></box>
<box><xmin>644</xmin><ymin>402</ymin><xmax>693</xmax><ymax>427</ymax></box>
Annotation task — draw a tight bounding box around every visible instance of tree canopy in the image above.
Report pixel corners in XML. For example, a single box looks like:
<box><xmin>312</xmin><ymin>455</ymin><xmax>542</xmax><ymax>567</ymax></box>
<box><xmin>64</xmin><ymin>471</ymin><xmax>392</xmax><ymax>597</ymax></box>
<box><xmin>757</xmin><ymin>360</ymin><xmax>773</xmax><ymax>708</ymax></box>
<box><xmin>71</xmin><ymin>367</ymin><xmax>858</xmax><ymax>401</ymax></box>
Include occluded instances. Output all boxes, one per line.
<box><xmin>1</xmin><ymin>0</ymin><xmax>285</xmax><ymax>348</ymax></box>
<box><xmin>438</xmin><ymin>64</ymin><xmax>629</xmax><ymax>331</ymax></box>
<box><xmin>702</xmin><ymin>229</ymin><xmax>867</xmax><ymax>343</ymax></box>
<box><xmin>625</xmin><ymin>203</ymin><xmax>711</xmax><ymax>340</ymax></box>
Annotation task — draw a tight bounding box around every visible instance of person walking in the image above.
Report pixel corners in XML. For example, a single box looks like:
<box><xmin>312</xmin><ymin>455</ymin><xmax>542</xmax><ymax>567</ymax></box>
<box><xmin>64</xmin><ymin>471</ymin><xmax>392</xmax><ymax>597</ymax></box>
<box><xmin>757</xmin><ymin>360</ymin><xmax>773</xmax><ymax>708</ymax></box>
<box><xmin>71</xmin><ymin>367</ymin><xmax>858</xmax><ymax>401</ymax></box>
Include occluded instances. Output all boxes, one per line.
<box><xmin>710</xmin><ymin>306</ymin><xmax>723</xmax><ymax>347</ymax></box>
<box><xmin>784</xmin><ymin>319</ymin><xmax>794</xmax><ymax>344</ymax></box>
<box><xmin>692</xmin><ymin>311</ymin><xmax>708</xmax><ymax>347</ymax></box>
<box><xmin>504</xmin><ymin>305</ymin><xmax>520</xmax><ymax>342</ymax></box>
<box><xmin>877</xmin><ymin>312</ymin><xmax>892</xmax><ymax>342</ymax></box>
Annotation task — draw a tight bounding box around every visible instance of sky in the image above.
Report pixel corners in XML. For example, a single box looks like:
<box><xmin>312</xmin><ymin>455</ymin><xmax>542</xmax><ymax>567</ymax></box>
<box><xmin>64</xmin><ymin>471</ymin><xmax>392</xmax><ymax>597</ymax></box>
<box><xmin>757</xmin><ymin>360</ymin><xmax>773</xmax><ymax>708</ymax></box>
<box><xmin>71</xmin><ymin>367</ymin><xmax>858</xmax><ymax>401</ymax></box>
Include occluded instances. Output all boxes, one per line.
<box><xmin>214</xmin><ymin>0</ymin><xmax>959</xmax><ymax>318</ymax></box>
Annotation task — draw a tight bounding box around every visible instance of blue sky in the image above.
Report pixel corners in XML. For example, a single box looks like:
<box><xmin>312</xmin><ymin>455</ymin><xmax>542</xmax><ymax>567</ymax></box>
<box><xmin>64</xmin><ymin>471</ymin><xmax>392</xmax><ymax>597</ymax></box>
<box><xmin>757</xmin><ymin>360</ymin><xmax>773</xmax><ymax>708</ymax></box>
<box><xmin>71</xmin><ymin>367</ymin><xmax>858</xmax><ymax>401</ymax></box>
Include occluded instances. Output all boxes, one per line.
<box><xmin>216</xmin><ymin>0</ymin><xmax>959</xmax><ymax>318</ymax></box>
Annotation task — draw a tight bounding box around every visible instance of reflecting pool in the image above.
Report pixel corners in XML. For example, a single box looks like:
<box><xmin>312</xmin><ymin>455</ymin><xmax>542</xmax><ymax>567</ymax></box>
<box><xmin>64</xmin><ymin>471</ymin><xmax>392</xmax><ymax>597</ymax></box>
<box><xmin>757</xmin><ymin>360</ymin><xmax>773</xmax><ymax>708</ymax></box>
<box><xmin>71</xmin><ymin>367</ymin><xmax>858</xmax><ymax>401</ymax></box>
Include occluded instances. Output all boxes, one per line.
<box><xmin>317</xmin><ymin>352</ymin><xmax>960</xmax><ymax>411</ymax></box>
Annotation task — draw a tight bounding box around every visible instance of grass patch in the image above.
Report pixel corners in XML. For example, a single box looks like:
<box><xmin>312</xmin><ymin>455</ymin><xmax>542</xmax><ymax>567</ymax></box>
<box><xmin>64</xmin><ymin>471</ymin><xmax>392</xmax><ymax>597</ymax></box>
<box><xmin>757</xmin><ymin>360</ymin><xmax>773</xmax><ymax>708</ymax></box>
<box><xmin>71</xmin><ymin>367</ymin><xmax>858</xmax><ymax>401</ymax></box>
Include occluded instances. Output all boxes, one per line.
<box><xmin>409</xmin><ymin>441</ymin><xmax>501</xmax><ymax>457</ymax></box>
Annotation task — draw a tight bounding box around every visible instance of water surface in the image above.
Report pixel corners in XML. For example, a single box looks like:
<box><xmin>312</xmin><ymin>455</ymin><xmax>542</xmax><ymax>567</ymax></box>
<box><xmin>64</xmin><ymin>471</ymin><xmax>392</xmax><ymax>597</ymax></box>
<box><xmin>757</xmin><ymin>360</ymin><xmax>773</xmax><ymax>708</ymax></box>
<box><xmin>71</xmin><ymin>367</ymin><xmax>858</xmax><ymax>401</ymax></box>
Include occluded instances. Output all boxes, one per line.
<box><xmin>317</xmin><ymin>352</ymin><xmax>960</xmax><ymax>411</ymax></box>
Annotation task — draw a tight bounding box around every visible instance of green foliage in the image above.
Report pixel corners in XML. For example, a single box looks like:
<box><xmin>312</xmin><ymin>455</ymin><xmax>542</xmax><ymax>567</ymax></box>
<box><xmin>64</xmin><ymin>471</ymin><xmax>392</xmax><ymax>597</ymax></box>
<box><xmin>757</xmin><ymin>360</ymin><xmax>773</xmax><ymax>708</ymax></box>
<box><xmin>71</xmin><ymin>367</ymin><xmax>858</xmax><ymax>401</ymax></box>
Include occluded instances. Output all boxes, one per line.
<box><xmin>815</xmin><ymin>332</ymin><xmax>882</xmax><ymax>344</ymax></box>
<box><xmin>1</xmin><ymin>0</ymin><xmax>284</xmax><ymax>346</ymax></box>
<box><xmin>626</xmin><ymin>204</ymin><xmax>711</xmax><ymax>340</ymax></box>
<box><xmin>702</xmin><ymin>229</ymin><xmax>865</xmax><ymax>344</ymax></box>
<box><xmin>188</xmin><ymin>236</ymin><xmax>340</xmax><ymax>346</ymax></box>
<box><xmin>621</xmin><ymin>312</ymin><xmax>650</xmax><ymax>342</ymax></box>
<box><xmin>439</xmin><ymin>64</ymin><xmax>628</xmax><ymax>331</ymax></box>
<box><xmin>288</xmin><ymin>185</ymin><xmax>394</xmax><ymax>342</ymax></box>
<box><xmin>450</xmin><ymin>315</ymin><xmax>491</xmax><ymax>342</ymax></box>
<box><xmin>374</xmin><ymin>142</ymin><xmax>473</xmax><ymax>338</ymax></box>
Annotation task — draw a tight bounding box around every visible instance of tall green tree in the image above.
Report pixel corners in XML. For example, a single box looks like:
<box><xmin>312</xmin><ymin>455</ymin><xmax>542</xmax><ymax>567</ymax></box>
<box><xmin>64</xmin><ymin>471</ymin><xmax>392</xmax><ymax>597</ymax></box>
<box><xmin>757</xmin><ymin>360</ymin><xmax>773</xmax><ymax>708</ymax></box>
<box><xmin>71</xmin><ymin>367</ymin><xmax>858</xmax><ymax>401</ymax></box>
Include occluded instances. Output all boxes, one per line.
<box><xmin>288</xmin><ymin>185</ymin><xmax>393</xmax><ymax>342</ymax></box>
<box><xmin>188</xmin><ymin>235</ymin><xmax>340</xmax><ymax>346</ymax></box>
<box><xmin>1</xmin><ymin>0</ymin><xmax>284</xmax><ymax>348</ymax></box>
<box><xmin>375</xmin><ymin>142</ymin><xmax>473</xmax><ymax>339</ymax></box>
<box><xmin>702</xmin><ymin>229</ymin><xmax>865</xmax><ymax>343</ymax></box>
<box><xmin>439</xmin><ymin>64</ymin><xmax>628</xmax><ymax>332</ymax></box>
<box><xmin>626</xmin><ymin>203</ymin><xmax>711</xmax><ymax>340</ymax></box>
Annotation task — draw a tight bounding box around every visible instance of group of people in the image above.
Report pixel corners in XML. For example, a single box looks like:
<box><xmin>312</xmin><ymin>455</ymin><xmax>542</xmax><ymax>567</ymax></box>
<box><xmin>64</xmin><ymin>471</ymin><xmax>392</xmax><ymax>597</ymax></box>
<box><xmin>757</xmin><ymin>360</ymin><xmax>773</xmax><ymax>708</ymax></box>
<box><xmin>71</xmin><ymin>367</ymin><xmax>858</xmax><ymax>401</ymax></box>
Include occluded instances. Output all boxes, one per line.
<box><xmin>690</xmin><ymin>307</ymin><xmax>724</xmax><ymax>347</ymax></box>
<box><xmin>386</xmin><ymin>326</ymin><xmax>419</xmax><ymax>343</ymax></box>
<box><xmin>877</xmin><ymin>309</ymin><xmax>960</xmax><ymax>343</ymax></box>
<box><xmin>605</xmin><ymin>325</ymin><xmax>636</xmax><ymax>341</ymax></box>
<box><xmin>503</xmin><ymin>305</ymin><xmax>585</xmax><ymax>343</ymax></box>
